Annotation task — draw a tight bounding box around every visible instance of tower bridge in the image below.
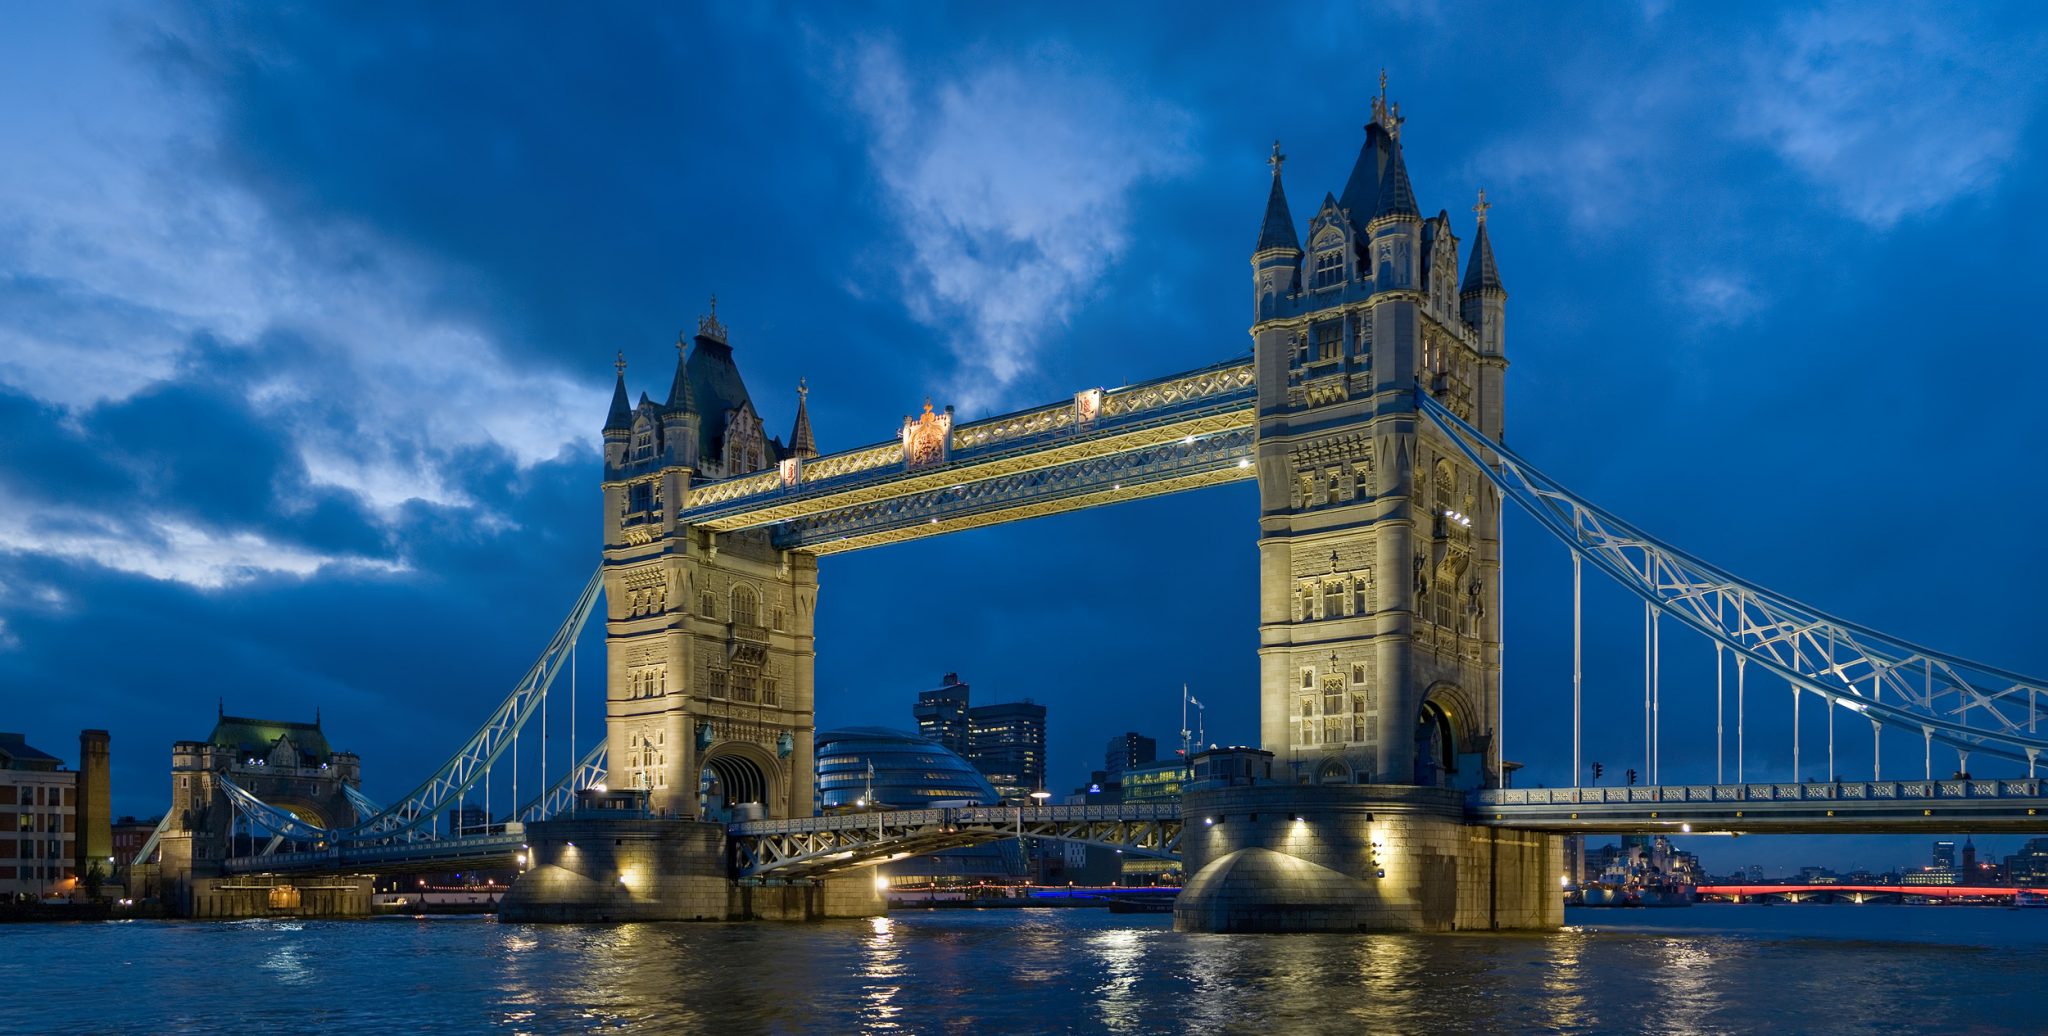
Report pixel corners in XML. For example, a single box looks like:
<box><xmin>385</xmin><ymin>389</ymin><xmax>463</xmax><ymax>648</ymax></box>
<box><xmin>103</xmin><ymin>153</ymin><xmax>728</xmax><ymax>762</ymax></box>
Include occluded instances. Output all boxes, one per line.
<box><xmin>156</xmin><ymin>82</ymin><xmax>2048</xmax><ymax>930</ymax></box>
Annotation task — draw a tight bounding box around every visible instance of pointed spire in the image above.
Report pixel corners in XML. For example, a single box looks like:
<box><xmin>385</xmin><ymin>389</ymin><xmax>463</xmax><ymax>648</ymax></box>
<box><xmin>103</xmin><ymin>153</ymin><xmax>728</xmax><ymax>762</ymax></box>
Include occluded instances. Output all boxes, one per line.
<box><xmin>1371</xmin><ymin>138</ymin><xmax>1419</xmax><ymax>224</ymax></box>
<box><xmin>665</xmin><ymin>331</ymin><xmax>695</xmax><ymax>412</ymax></box>
<box><xmin>789</xmin><ymin>378</ymin><xmax>817</xmax><ymax>458</ymax></box>
<box><xmin>1462</xmin><ymin>189</ymin><xmax>1505</xmax><ymax>296</ymax></box>
<box><xmin>1254</xmin><ymin>141</ymin><xmax>1301</xmax><ymax>255</ymax></box>
<box><xmin>604</xmin><ymin>352</ymin><xmax>633</xmax><ymax>432</ymax></box>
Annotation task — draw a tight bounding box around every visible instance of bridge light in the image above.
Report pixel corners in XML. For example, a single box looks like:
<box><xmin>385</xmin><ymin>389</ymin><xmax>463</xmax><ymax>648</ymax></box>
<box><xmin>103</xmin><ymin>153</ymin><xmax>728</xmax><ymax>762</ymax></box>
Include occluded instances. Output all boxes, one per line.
<box><xmin>874</xmin><ymin>875</ymin><xmax>891</xmax><ymax>891</ymax></box>
<box><xmin>1204</xmin><ymin>817</ymin><xmax>1214</xmax><ymax>826</ymax></box>
<box><xmin>1237</xmin><ymin>459</ymin><xmax>1251</xmax><ymax>468</ymax></box>
<box><xmin>1681</xmin><ymin>824</ymin><xmax>1691</xmax><ymax>833</ymax></box>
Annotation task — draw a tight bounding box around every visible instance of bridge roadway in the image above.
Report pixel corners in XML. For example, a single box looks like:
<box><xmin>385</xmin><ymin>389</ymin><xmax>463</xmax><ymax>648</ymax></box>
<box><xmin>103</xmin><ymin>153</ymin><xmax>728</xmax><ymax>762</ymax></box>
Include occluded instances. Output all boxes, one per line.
<box><xmin>1474</xmin><ymin>779</ymin><xmax>2048</xmax><ymax>834</ymax></box>
<box><xmin>223</xmin><ymin>803</ymin><xmax>1185</xmax><ymax>879</ymax></box>
<box><xmin>224</xmin><ymin>782</ymin><xmax>2048</xmax><ymax>877</ymax></box>
<box><xmin>728</xmin><ymin>803</ymin><xmax>1183</xmax><ymax>879</ymax></box>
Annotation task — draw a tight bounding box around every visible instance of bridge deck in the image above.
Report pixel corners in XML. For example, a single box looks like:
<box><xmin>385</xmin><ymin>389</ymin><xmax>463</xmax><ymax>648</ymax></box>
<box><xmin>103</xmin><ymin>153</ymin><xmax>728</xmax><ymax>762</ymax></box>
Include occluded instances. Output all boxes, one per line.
<box><xmin>675</xmin><ymin>359</ymin><xmax>1255</xmax><ymax>554</ymax></box>
<box><xmin>1474</xmin><ymin>780</ymin><xmax>2048</xmax><ymax>833</ymax></box>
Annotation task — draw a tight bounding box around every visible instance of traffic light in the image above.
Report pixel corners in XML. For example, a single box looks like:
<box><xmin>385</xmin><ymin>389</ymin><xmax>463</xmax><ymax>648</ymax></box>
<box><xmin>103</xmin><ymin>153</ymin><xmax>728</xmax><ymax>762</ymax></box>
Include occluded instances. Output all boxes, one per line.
<box><xmin>1590</xmin><ymin>762</ymin><xmax>1604</xmax><ymax>784</ymax></box>
<box><xmin>1626</xmin><ymin>768</ymin><xmax>1638</xmax><ymax>786</ymax></box>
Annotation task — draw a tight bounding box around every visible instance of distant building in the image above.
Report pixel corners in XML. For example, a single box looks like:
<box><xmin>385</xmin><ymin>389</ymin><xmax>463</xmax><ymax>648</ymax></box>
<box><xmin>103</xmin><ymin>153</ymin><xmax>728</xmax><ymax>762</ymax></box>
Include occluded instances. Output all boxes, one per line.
<box><xmin>1961</xmin><ymin>838</ymin><xmax>1978</xmax><ymax>874</ymax></box>
<box><xmin>111</xmin><ymin>816</ymin><xmax>161</xmax><ymax>868</ymax></box>
<box><xmin>2004</xmin><ymin>837</ymin><xmax>2048</xmax><ymax>887</ymax></box>
<box><xmin>1932</xmin><ymin>840</ymin><xmax>1957</xmax><ymax>869</ymax></box>
<box><xmin>913</xmin><ymin>674</ymin><xmax>973</xmax><ymax>757</ymax></box>
<box><xmin>814</xmin><ymin>728</ymin><xmax>1022</xmax><ymax>884</ymax></box>
<box><xmin>814</xmin><ymin>728</ymin><xmax>999</xmax><ymax>810</ymax></box>
<box><xmin>1121</xmin><ymin>760</ymin><xmax>1187</xmax><ymax>804</ymax></box>
<box><xmin>0</xmin><ymin>730</ymin><xmax>112</xmax><ymax>901</ymax></box>
<box><xmin>1104</xmin><ymin>733</ymin><xmax>1157</xmax><ymax>778</ymax></box>
<box><xmin>965</xmin><ymin>700</ymin><xmax>1046</xmax><ymax>800</ymax></box>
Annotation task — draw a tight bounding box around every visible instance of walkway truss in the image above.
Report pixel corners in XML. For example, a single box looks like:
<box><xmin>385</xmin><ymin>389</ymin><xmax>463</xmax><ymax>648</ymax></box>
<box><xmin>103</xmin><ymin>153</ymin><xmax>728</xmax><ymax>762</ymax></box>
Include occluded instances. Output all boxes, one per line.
<box><xmin>1420</xmin><ymin>390</ymin><xmax>2048</xmax><ymax>777</ymax></box>
<box><xmin>183</xmin><ymin>570</ymin><xmax>610</xmax><ymax>869</ymax></box>
<box><xmin>729</xmin><ymin>804</ymin><xmax>1183</xmax><ymax>880</ymax></box>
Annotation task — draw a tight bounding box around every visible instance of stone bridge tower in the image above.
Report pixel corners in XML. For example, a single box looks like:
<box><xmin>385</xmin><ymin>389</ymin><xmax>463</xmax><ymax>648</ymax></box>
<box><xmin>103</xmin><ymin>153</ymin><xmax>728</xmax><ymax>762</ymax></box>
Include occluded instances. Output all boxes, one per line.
<box><xmin>601</xmin><ymin>303</ymin><xmax>819</xmax><ymax>821</ymax></box>
<box><xmin>155</xmin><ymin>710</ymin><xmax>363</xmax><ymax>914</ymax></box>
<box><xmin>1250</xmin><ymin>82</ymin><xmax>1508</xmax><ymax>791</ymax></box>
<box><xmin>1176</xmin><ymin>88</ymin><xmax>1553</xmax><ymax>936</ymax></box>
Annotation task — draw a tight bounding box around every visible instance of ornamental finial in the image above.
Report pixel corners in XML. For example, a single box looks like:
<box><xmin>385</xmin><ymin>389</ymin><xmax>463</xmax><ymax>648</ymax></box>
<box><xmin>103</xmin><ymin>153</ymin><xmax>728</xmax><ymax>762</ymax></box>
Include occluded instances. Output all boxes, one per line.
<box><xmin>1370</xmin><ymin>68</ymin><xmax>1403</xmax><ymax>140</ymax></box>
<box><xmin>615</xmin><ymin>351</ymin><xmax>627</xmax><ymax>376</ymax></box>
<box><xmin>1473</xmin><ymin>187</ymin><xmax>1491</xmax><ymax>225</ymax></box>
<box><xmin>697</xmin><ymin>294</ymin><xmax>727</xmax><ymax>342</ymax></box>
<box><xmin>798</xmin><ymin>377</ymin><xmax>809</xmax><ymax>402</ymax></box>
<box><xmin>1268</xmin><ymin>140</ymin><xmax>1285</xmax><ymax>176</ymax></box>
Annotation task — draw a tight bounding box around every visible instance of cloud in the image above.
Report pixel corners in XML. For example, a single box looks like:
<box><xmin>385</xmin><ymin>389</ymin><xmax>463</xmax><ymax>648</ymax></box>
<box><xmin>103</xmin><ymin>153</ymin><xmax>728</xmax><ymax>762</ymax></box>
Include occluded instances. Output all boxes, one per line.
<box><xmin>839</xmin><ymin>40</ymin><xmax>1192</xmax><ymax>412</ymax></box>
<box><xmin>0</xmin><ymin>510</ymin><xmax>404</xmax><ymax>591</ymax></box>
<box><xmin>0</xmin><ymin>7</ymin><xmax>604</xmax><ymax>585</ymax></box>
<box><xmin>1673</xmin><ymin>271</ymin><xmax>1764</xmax><ymax>328</ymax></box>
<box><xmin>1735</xmin><ymin>4</ymin><xmax>2046</xmax><ymax>228</ymax></box>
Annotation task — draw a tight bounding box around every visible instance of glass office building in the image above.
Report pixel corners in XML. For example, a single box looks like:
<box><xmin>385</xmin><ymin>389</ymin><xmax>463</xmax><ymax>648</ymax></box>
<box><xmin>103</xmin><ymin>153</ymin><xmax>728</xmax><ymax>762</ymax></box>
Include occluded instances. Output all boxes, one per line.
<box><xmin>814</xmin><ymin>727</ymin><xmax>1002</xmax><ymax>811</ymax></box>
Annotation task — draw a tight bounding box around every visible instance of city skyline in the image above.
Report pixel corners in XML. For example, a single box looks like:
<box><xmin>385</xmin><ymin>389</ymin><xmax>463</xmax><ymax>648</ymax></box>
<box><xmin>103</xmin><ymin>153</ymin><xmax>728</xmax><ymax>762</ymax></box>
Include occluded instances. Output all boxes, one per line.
<box><xmin>4</xmin><ymin>4</ymin><xmax>2048</xmax><ymax>877</ymax></box>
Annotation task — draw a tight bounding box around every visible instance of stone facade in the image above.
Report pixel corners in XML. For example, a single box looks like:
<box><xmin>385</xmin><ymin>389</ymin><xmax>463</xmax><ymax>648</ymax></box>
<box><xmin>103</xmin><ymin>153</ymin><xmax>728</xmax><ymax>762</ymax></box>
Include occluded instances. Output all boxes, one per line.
<box><xmin>1175</xmin><ymin>781</ymin><xmax>1560</xmax><ymax>932</ymax></box>
<box><xmin>180</xmin><ymin>874</ymin><xmax>375</xmax><ymax>919</ymax></box>
<box><xmin>1251</xmin><ymin>86</ymin><xmax>1507</xmax><ymax>791</ymax></box>
<box><xmin>601</xmin><ymin>309</ymin><xmax>820</xmax><ymax>821</ymax></box>
<box><xmin>499</xmin><ymin>817</ymin><xmax>883</xmax><ymax>922</ymax></box>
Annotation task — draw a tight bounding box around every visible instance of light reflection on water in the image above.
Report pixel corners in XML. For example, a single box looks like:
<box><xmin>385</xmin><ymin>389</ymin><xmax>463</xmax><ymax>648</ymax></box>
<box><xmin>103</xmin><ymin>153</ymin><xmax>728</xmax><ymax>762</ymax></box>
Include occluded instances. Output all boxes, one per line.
<box><xmin>3</xmin><ymin>905</ymin><xmax>2046</xmax><ymax>1034</ymax></box>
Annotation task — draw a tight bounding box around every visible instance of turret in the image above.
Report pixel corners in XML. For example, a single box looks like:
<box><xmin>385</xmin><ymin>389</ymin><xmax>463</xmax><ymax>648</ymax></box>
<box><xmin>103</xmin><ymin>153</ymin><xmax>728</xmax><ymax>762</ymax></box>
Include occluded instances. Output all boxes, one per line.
<box><xmin>603</xmin><ymin>353</ymin><xmax>632</xmax><ymax>469</ymax></box>
<box><xmin>1251</xmin><ymin>141</ymin><xmax>1303</xmax><ymax>319</ymax></box>
<box><xmin>1363</xmin><ymin>107</ymin><xmax>1421</xmax><ymax>292</ymax></box>
<box><xmin>660</xmin><ymin>331</ymin><xmax>701</xmax><ymax>470</ymax></box>
<box><xmin>1460</xmin><ymin>188</ymin><xmax>1508</xmax><ymax>439</ymax></box>
<box><xmin>789</xmin><ymin>379</ymin><xmax>818</xmax><ymax>459</ymax></box>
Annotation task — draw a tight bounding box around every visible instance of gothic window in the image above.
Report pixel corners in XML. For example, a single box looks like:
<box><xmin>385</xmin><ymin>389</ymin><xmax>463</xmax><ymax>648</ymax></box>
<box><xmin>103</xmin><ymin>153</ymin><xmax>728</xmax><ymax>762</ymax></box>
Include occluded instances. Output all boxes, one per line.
<box><xmin>1301</xmin><ymin>668</ymin><xmax>1315</xmax><ymax>690</ymax></box>
<box><xmin>700</xmin><ymin>591</ymin><xmax>716</xmax><ymax>618</ymax></box>
<box><xmin>1313</xmin><ymin>248</ymin><xmax>1345</xmax><ymax>289</ymax></box>
<box><xmin>1355</xmin><ymin>577</ymin><xmax>1372</xmax><ymax>615</ymax></box>
<box><xmin>1352</xmin><ymin>662</ymin><xmax>1368</xmax><ymax>686</ymax></box>
<box><xmin>1333</xmin><ymin>467</ymin><xmax>1352</xmax><ymax>502</ymax></box>
<box><xmin>1312</xmin><ymin>320</ymin><xmax>1341</xmax><ymax>361</ymax></box>
<box><xmin>732</xmin><ymin>668</ymin><xmax>759</xmax><ymax>703</ymax></box>
<box><xmin>1323</xmin><ymin>581</ymin><xmax>1344</xmax><ymax>619</ymax></box>
<box><xmin>1296</xmin><ymin>472</ymin><xmax>1314</xmax><ymax>509</ymax></box>
<box><xmin>628</xmin><ymin>481</ymin><xmax>654</xmax><ymax>514</ymax></box>
<box><xmin>773</xmin><ymin>607</ymin><xmax>786</xmax><ymax>631</ymax></box>
<box><xmin>731</xmin><ymin>585</ymin><xmax>759</xmax><ymax>627</ymax></box>
<box><xmin>631</xmin><ymin>422</ymin><xmax>655</xmax><ymax>462</ymax></box>
<box><xmin>707</xmin><ymin>670</ymin><xmax>728</xmax><ymax>699</ymax></box>
<box><xmin>762</xmin><ymin>678</ymin><xmax>779</xmax><ymax>707</ymax></box>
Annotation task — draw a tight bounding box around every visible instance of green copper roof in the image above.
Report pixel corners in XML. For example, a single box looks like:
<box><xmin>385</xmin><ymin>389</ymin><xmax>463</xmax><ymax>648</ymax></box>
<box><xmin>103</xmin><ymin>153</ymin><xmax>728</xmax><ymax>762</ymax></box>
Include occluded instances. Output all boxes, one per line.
<box><xmin>209</xmin><ymin>715</ymin><xmax>333</xmax><ymax>762</ymax></box>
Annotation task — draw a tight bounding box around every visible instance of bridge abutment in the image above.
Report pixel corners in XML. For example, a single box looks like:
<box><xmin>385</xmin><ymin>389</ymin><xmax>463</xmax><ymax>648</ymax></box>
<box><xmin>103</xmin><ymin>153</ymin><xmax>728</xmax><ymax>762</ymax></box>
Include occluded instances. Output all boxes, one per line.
<box><xmin>1174</xmin><ymin>782</ymin><xmax>1559</xmax><ymax>933</ymax></box>
<box><xmin>498</xmin><ymin>817</ymin><xmax>885</xmax><ymax>923</ymax></box>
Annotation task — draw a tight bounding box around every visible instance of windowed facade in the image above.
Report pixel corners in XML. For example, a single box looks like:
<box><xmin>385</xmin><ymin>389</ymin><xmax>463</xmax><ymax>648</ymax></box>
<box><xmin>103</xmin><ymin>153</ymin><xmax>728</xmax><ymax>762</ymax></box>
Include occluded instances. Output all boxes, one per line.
<box><xmin>1312</xmin><ymin>248</ymin><xmax>1345</xmax><ymax>289</ymax></box>
<box><xmin>1312</xmin><ymin>320</ymin><xmax>1342</xmax><ymax>362</ymax></box>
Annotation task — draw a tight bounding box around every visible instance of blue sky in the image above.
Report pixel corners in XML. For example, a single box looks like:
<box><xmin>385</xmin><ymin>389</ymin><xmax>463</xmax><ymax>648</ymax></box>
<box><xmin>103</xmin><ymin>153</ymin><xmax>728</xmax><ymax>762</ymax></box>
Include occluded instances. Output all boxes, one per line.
<box><xmin>3</xmin><ymin>2</ymin><xmax>2046</xmax><ymax>876</ymax></box>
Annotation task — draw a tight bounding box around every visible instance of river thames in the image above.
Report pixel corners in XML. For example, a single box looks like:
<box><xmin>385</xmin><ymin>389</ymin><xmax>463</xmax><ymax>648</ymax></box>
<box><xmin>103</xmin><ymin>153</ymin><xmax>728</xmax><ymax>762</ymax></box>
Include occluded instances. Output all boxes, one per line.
<box><xmin>7</xmin><ymin>905</ymin><xmax>2044</xmax><ymax>1033</ymax></box>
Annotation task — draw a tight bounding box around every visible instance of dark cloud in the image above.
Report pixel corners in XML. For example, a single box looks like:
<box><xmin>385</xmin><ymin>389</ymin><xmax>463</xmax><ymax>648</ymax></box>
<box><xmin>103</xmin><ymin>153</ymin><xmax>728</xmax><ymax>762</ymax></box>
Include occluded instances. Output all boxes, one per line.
<box><xmin>1</xmin><ymin>3</ymin><xmax>2044</xmax><ymax>877</ymax></box>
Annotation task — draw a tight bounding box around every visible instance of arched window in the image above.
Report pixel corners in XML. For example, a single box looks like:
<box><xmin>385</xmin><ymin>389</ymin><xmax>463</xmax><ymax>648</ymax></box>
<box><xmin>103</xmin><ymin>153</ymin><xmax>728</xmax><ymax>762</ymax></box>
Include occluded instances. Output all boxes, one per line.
<box><xmin>731</xmin><ymin>585</ymin><xmax>759</xmax><ymax>627</ymax></box>
<box><xmin>1323</xmin><ymin>580</ymin><xmax>1344</xmax><ymax>618</ymax></box>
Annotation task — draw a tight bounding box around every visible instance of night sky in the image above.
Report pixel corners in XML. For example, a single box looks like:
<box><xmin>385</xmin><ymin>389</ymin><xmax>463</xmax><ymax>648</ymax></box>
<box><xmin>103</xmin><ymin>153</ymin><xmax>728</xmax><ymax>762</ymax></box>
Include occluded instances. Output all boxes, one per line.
<box><xmin>4</xmin><ymin>3</ymin><xmax>2046</xmax><ymax>877</ymax></box>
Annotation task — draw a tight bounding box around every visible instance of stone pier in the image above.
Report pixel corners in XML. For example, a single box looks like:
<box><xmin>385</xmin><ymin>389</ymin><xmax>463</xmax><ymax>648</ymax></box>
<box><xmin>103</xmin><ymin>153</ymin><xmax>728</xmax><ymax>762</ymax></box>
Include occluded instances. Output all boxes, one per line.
<box><xmin>498</xmin><ymin>816</ymin><xmax>884</xmax><ymax>923</ymax></box>
<box><xmin>1174</xmin><ymin>781</ymin><xmax>1560</xmax><ymax>933</ymax></box>
<box><xmin>178</xmin><ymin>873</ymin><xmax>376</xmax><ymax>919</ymax></box>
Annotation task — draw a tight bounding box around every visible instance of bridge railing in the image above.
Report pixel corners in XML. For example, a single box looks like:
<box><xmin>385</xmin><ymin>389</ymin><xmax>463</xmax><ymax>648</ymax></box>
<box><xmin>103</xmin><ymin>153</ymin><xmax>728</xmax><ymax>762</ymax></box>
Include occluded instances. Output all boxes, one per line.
<box><xmin>1479</xmin><ymin>779</ymin><xmax>2043</xmax><ymax>807</ymax></box>
<box><xmin>729</xmin><ymin>802</ymin><xmax>1181</xmax><ymax>837</ymax></box>
<box><xmin>678</xmin><ymin>359</ymin><xmax>1256</xmax><ymax>524</ymax></box>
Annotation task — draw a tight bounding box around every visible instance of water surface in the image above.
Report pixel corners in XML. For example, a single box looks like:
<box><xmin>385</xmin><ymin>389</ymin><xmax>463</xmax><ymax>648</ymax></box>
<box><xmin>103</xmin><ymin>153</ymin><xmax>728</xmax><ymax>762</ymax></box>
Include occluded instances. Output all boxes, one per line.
<box><xmin>7</xmin><ymin>904</ymin><xmax>2044</xmax><ymax>1033</ymax></box>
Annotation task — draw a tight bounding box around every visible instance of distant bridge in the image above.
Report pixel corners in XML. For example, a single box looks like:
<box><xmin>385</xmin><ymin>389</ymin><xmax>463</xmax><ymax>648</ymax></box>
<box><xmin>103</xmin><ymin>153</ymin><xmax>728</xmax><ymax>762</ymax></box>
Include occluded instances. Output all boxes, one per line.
<box><xmin>1475</xmin><ymin>779</ymin><xmax>2048</xmax><ymax>834</ymax></box>
<box><xmin>1696</xmin><ymin>883</ymin><xmax>2039</xmax><ymax>903</ymax></box>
